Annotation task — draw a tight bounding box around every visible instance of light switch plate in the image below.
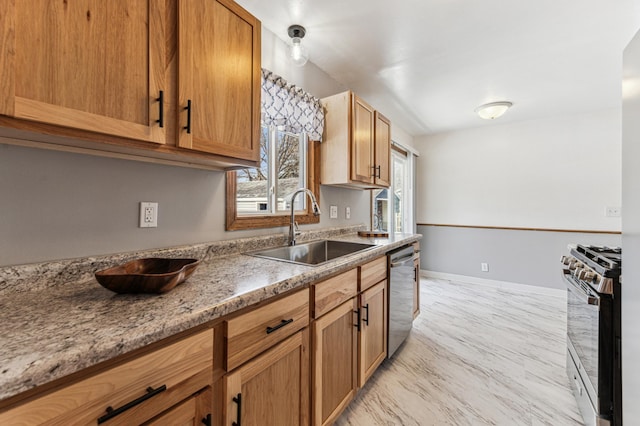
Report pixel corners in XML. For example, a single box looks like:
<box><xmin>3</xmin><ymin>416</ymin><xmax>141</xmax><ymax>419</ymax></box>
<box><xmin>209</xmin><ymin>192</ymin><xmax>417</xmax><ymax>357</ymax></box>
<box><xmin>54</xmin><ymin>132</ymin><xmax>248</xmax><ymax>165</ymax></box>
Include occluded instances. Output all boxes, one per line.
<box><xmin>330</xmin><ymin>205</ymin><xmax>338</xmax><ymax>219</ymax></box>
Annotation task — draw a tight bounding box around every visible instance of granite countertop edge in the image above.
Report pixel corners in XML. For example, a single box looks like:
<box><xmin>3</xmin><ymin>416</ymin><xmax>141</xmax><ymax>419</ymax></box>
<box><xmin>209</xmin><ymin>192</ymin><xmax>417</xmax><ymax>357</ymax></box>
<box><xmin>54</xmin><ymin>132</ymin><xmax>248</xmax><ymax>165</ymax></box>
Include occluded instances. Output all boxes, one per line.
<box><xmin>0</xmin><ymin>230</ymin><xmax>421</xmax><ymax>403</ymax></box>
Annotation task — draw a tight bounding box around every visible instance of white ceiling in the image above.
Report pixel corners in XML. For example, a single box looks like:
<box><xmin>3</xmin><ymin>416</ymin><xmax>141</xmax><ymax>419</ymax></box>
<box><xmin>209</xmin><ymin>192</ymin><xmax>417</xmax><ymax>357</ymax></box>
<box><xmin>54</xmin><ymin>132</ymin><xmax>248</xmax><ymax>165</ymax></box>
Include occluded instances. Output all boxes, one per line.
<box><xmin>235</xmin><ymin>0</ymin><xmax>640</xmax><ymax>136</ymax></box>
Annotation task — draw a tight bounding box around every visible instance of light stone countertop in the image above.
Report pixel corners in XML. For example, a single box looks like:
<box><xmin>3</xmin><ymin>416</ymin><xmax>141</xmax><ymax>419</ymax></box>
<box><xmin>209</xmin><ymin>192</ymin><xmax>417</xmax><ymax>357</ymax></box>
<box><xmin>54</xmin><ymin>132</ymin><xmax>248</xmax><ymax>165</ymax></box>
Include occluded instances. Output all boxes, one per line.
<box><xmin>0</xmin><ymin>228</ymin><xmax>420</xmax><ymax>402</ymax></box>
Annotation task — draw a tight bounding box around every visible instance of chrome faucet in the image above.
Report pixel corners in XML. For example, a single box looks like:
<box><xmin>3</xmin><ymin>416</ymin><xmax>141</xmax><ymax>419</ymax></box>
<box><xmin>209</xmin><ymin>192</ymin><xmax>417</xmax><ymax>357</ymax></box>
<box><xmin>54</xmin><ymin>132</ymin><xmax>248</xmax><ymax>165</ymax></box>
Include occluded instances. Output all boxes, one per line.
<box><xmin>288</xmin><ymin>188</ymin><xmax>321</xmax><ymax>246</ymax></box>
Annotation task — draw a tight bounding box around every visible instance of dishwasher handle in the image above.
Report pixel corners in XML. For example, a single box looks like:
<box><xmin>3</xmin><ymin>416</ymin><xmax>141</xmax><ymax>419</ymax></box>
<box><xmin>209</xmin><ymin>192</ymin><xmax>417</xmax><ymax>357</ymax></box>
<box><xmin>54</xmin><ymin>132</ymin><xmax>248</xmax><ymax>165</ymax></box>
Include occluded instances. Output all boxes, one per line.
<box><xmin>390</xmin><ymin>253</ymin><xmax>418</xmax><ymax>267</ymax></box>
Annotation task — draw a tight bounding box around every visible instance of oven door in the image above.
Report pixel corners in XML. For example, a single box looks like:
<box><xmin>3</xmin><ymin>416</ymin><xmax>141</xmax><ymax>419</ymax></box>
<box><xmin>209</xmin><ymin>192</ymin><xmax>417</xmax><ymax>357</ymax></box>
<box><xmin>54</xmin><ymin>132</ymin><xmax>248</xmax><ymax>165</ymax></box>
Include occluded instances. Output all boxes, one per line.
<box><xmin>563</xmin><ymin>272</ymin><xmax>601</xmax><ymax>406</ymax></box>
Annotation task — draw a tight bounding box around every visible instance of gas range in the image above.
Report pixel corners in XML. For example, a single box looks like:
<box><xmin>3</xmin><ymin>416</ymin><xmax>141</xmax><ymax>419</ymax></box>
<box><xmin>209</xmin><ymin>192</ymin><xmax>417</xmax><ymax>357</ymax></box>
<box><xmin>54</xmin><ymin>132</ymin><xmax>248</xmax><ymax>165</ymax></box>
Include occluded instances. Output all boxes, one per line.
<box><xmin>561</xmin><ymin>244</ymin><xmax>622</xmax><ymax>426</ymax></box>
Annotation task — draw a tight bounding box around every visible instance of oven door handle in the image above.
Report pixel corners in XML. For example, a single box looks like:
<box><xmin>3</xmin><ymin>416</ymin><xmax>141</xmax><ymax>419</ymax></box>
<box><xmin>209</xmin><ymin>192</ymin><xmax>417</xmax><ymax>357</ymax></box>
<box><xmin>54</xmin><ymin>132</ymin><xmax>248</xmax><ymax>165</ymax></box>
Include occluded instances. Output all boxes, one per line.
<box><xmin>563</xmin><ymin>272</ymin><xmax>600</xmax><ymax>306</ymax></box>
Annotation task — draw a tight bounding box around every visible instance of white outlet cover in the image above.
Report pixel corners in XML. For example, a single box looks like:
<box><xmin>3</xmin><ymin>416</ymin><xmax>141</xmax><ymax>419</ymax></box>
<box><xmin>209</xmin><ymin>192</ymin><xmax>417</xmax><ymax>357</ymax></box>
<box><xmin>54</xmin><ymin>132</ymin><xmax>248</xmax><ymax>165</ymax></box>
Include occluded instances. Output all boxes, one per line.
<box><xmin>346</xmin><ymin>207</ymin><xmax>351</xmax><ymax>219</ymax></box>
<box><xmin>605</xmin><ymin>206</ymin><xmax>621</xmax><ymax>217</ymax></box>
<box><xmin>140</xmin><ymin>202</ymin><xmax>158</xmax><ymax>228</ymax></box>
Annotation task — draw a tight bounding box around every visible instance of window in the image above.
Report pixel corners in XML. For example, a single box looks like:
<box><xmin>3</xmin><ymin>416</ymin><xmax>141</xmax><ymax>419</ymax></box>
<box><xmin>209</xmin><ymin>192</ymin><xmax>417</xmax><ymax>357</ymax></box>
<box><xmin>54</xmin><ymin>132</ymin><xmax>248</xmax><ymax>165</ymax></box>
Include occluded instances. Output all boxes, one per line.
<box><xmin>226</xmin><ymin>69</ymin><xmax>324</xmax><ymax>231</ymax></box>
<box><xmin>371</xmin><ymin>144</ymin><xmax>415</xmax><ymax>234</ymax></box>
<box><xmin>226</xmin><ymin>137</ymin><xmax>319</xmax><ymax>230</ymax></box>
<box><xmin>236</xmin><ymin>124</ymin><xmax>307</xmax><ymax>215</ymax></box>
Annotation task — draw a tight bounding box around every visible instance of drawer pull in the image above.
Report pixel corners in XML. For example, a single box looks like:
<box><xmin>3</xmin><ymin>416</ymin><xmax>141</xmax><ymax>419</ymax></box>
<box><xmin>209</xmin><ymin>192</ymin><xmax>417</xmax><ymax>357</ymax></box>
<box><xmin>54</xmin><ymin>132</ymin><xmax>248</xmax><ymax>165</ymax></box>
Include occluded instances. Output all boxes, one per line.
<box><xmin>266</xmin><ymin>318</ymin><xmax>293</xmax><ymax>334</ymax></box>
<box><xmin>97</xmin><ymin>385</ymin><xmax>167</xmax><ymax>424</ymax></box>
<box><xmin>232</xmin><ymin>393</ymin><xmax>242</xmax><ymax>426</ymax></box>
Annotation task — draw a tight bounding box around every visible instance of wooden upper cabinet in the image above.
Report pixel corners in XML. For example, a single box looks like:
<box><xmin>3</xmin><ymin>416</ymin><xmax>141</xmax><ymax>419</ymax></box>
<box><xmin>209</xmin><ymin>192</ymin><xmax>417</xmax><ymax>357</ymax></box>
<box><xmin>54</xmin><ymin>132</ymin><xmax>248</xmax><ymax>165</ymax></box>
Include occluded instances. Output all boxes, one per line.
<box><xmin>374</xmin><ymin>111</ymin><xmax>391</xmax><ymax>187</ymax></box>
<box><xmin>1</xmin><ymin>1</ymin><xmax>166</xmax><ymax>144</ymax></box>
<box><xmin>177</xmin><ymin>0</ymin><xmax>261</xmax><ymax>162</ymax></box>
<box><xmin>321</xmin><ymin>91</ymin><xmax>391</xmax><ymax>189</ymax></box>
<box><xmin>350</xmin><ymin>95</ymin><xmax>375</xmax><ymax>184</ymax></box>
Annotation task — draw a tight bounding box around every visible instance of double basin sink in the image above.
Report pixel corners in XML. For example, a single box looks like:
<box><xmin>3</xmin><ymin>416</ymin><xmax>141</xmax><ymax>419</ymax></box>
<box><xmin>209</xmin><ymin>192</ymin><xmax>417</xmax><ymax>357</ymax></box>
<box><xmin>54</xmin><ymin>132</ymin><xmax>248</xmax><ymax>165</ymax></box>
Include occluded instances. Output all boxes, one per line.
<box><xmin>248</xmin><ymin>239</ymin><xmax>377</xmax><ymax>266</ymax></box>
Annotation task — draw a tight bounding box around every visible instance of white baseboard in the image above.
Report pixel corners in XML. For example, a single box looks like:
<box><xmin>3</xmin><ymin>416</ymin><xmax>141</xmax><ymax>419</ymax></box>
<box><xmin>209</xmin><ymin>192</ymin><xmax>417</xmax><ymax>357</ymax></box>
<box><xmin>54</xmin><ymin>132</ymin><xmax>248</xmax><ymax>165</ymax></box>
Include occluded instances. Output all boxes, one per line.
<box><xmin>421</xmin><ymin>270</ymin><xmax>565</xmax><ymax>298</ymax></box>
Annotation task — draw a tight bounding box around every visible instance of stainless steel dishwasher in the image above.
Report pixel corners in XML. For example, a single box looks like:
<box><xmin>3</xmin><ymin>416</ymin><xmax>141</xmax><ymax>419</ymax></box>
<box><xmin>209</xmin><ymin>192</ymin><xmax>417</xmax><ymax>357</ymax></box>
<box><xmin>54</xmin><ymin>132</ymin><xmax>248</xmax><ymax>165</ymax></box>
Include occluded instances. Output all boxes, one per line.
<box><xmin>387</xmin><ymin>245</ymin><xmax>416</xmax><ymax>358</ymax></box>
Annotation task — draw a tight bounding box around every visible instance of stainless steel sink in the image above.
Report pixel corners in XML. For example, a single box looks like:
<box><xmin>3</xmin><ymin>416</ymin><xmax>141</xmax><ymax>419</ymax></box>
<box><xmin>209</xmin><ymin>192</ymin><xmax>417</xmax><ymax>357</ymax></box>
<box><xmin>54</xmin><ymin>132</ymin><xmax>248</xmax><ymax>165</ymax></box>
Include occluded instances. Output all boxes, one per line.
<box><xmin>247</xmin><ymin>240</ymin><xmax>377</xmax><ymax>266</ymax></box>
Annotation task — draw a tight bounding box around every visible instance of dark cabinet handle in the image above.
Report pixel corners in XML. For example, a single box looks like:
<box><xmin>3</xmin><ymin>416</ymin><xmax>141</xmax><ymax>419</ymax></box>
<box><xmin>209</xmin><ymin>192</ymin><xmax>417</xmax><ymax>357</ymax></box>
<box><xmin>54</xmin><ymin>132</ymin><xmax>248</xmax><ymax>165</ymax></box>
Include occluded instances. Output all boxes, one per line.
<box><xmin>414</xmin><ymin>267</ymin><xmax>418</xmax><ymax>282</ymax></box>
<box><xmin>363</xmin><ymin>303</ymin><xmax>369</xmax><ymax>326</ymax></box>
<box><xmin>97</xmin><ymin>385</ymin><xmax>167</xmax><ymax>424</ymax></box>
<box><xmin>202</xmin><ymin>414</ymin><xmax>212</xmax><ymax>426</ymax></box>
<box><xmin>354</xmin><ymin>309</ymin><xmax>361</xmax><ymax>332</ymax></box>
<box><xmin>376</xmin><ymin>165</ymin><xmax>381</xmax><ymax>178</ymax></box>
<box><xmin>371</xmin><ymin>165</ymin><xmax>381</xmax><ymax>178</ymax></box>
<box><xmin>184</xmin><ymin>99</ymin><xmax>192</xmax><ymax>134</ymax></box>
<box><xmin>266</xmin><ymin>318</ymin><xmax>293</xmax><ymax>334</ymax></box>
<box><xmin>156</xmin><ymin>91</ymin><xmax>164</xmax><ymax>128</ymax></box>
<box><xmin>232</xmin><ymin>393</ymin><xmax>242</xmax><ymax>426</ymax></box>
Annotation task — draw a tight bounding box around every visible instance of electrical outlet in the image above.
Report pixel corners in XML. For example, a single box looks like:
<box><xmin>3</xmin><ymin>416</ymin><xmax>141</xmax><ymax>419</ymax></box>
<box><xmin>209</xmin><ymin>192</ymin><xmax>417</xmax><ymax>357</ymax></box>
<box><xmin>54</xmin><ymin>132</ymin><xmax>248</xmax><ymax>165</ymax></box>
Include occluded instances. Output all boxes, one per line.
<box><xmin>330</xmin><ymin>205</ymin><xmax>338</xmax><ymax>219</ymax></box>
<box><xmin>605</xmin><ymin>206</ymin><xmax>621</xmax><ymax>217</ymax></box>
<box><xmin>481</xmin><ymin>263</ymin><xmax>489</xmax><ymax>272</ymax></box>
<box><xmin>346</xmin><ymin>206</ymin><xmax>351</xmax><ymax>219</ymax></box>
<box><xmin>140</xmin><ymin>202</ymin><xmax>158</xmax><ymax>228</ymax></box>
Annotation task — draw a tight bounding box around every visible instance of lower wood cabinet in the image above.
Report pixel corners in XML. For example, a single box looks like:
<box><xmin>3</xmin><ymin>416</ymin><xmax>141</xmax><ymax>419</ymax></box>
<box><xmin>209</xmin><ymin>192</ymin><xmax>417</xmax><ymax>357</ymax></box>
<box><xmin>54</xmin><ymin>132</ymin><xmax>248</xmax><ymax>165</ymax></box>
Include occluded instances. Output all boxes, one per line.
<box><xmin>311</xmin><ymin>297</ymin><xmax>359</xmax><ymax>426</ymax></box>
<box><xmin>223</xmin><ymin>329</ymin><xmax>309</xmax><ymax>426</ymax></box>
<box><xmin>0</xmin><ymin>329</ymin><xmax>214</xmax><ymax>425</ymax></box>
<box><xmin>358</xmin><ymin>280</ymin><xmax>387</xmax><ymax>387</ymax></box>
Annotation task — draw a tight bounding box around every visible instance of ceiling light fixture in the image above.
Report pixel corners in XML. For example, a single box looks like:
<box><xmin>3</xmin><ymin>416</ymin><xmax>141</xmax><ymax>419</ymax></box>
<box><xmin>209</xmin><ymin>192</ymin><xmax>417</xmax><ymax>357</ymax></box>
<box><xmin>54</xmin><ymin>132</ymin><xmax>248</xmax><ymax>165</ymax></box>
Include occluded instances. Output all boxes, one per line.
<box><xmin>475</xmin><ymin>101</ymin><xmax>513</xmax><ymax>120</ymax></box>
<box><xmin>288</xmin><ymin>24</ymin><xmax>309</xmax><ymax>67</ymax></box>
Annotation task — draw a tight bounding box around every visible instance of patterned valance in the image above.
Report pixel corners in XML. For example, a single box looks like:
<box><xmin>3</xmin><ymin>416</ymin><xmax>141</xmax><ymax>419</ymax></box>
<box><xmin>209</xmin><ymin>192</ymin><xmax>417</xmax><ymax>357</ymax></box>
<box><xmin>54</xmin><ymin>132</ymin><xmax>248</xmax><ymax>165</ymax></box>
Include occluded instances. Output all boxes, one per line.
<box><xmin>261</xmin><ymin>69</ymin><xmax>324</xmax><ymax>141</ymax></box>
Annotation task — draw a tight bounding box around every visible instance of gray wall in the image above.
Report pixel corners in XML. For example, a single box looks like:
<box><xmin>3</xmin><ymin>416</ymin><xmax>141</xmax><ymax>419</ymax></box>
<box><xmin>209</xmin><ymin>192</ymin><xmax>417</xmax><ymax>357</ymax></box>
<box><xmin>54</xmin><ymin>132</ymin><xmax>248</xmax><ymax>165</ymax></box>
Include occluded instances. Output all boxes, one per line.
<box><xmin>0</xmin><ymin>143</ymin><xmax>370</xmax><ymax>266</ymax></box>
<box><xmin>418</xmin><ymin>225</ymin><xmax>621</xmax><ymax>290</ymax></box>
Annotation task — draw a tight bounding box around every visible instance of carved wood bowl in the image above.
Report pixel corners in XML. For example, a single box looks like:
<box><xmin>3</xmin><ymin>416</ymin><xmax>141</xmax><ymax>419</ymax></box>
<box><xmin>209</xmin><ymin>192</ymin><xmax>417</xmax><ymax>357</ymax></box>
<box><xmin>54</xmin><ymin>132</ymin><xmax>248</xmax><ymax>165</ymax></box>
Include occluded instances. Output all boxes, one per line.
<box><xmin>95</xmin><ymin>258</ymin><xmax>200</xmax><ymax>294</ymax></box>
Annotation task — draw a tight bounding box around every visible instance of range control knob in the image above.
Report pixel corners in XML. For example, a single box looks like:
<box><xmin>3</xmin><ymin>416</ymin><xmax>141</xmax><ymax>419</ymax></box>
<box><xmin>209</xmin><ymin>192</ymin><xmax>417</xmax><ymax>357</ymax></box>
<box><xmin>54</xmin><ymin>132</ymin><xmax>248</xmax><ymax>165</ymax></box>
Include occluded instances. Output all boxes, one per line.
<box><xmin>578</xmin><ymin>269</ymin><xmax>595</xmax><ymax>281</ymax></box>
<box><xmin>569</xmin><ymin>260</ymin><xmax>582</xmax><ymax>270</ymax></box>
<box><xmin>561</xmin><ymin>256</ymin><xmax>572</xmax><ymax>265</ymax></box>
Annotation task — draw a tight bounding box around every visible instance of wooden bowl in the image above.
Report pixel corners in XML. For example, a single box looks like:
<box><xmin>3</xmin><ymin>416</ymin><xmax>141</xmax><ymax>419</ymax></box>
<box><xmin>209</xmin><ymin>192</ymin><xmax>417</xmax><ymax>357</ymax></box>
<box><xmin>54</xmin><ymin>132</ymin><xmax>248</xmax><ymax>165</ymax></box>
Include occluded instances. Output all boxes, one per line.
<box><xmin>95</xmin><ymin>258</ymin><xmax>200</xmax><ymax>294</ymax></box>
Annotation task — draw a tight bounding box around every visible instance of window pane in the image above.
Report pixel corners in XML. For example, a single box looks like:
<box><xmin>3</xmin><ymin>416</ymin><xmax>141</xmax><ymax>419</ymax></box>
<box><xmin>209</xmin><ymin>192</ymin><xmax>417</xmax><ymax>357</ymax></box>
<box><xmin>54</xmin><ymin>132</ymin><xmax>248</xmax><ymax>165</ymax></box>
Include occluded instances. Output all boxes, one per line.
<box><xmin>276</xmin><ymin>130</ymin><xmax>306</xmax><ymax>212</ymax></box>
<box><xmin>237</xmin><ymin>126</ymin><xmax>270</xmax><ymax>215</ymax></box>
<box><xmin>372</xmin><ymin>189</ymin><xmax>389</xmax><ymax>232</ymax></box>
<box><xmin>393</xmin><ymin>153</ymin><xmax>406</xmax><ymax>233</ymax></box>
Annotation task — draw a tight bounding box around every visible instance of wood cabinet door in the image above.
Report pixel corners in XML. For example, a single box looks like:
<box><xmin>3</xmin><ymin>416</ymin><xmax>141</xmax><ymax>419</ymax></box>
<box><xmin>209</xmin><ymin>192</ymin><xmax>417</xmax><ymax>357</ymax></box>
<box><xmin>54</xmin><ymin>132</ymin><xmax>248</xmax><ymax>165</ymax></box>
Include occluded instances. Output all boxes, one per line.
<box><xmin>177</xmin><ymin>0</ymin><xmax>260</xmax><ymax>162</ymax></box>
<box><xmin>147</xmin><ymin>387</ymin><xmax>212</xmax><ymax>426</ymax></box>
<box><xmin>223</xmin><ymin>330</ymin><xmax>309</xmax><ymax>426</ymax></box>
<box><xmin>350</xmin><ymin>94</ymin><xmax>374</xmax><ymax>184</ymax></box>
<box><xmin>312</xmin><ymin>297</ymin><xmax>358</xmax><ymax>426</ymax></box>
<box><xmin>374</xmin><ymin>112</ymin><xmax>391</xmax><ymax>187</ymax></box>
<box><xmin>413</xmin><ymin>257</ymin><xmax>421</xmax><ymax>319</ymax></box>
<box><xmin>1</xmin><ymin>1</ymin><xmax>166</xmax><ymax>144</ymax></box>
<box><xmin>358</xmin><ymin>280</ymin><xmax>387</xmax><ymax>387</ymax></box>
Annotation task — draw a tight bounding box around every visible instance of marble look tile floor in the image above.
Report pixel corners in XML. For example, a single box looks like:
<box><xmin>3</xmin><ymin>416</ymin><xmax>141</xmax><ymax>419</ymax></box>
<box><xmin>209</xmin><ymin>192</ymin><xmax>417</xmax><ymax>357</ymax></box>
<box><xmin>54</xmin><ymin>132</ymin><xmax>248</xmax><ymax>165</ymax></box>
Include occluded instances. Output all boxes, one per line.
<box><xmin>336</xmin><ymin>277</ymin><xmax>584</xmax><ymax>426</ymax></box>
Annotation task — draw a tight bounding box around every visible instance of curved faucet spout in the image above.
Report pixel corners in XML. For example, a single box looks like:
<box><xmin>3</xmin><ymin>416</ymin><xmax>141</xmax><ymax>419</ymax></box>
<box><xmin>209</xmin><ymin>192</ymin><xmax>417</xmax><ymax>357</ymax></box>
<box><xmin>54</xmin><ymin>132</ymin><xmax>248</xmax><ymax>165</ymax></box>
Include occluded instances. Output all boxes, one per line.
<box><xmin>288</xmin><ymin>188</ymin><xmax>321</xmax><ymax>246</ymax></box>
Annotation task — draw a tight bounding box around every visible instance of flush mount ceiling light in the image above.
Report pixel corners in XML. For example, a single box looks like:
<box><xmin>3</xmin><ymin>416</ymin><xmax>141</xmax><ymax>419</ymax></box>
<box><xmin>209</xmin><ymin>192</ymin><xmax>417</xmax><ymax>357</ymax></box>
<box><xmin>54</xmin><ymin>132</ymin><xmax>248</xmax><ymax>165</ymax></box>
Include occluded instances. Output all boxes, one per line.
<box><xmin>475</xmin><ymin>101</ymin><xmax>513</xmax><ymax>120</ymax></box>
<box><xmin>288</xmin><ymin>24</ymin><xmax>309</xmax><ymax>67</ymax></box>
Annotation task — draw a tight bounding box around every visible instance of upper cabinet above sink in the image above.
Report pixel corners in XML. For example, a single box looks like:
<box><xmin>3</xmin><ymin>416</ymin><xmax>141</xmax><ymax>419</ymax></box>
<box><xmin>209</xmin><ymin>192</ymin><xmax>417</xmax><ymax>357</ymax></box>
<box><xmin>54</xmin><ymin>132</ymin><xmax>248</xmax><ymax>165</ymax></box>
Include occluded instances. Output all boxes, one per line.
<box><xmin>321</xmin><ymin>91</ymin><xmax>391</xmax><ymax>189</ymax></box>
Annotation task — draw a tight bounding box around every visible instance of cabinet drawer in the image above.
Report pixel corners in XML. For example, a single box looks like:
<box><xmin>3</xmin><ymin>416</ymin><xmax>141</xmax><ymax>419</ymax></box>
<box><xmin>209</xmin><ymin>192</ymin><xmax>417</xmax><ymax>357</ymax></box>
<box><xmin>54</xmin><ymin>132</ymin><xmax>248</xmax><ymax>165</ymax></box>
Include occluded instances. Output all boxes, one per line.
<box><xmin>359</xmin><ymin>256</ymin><xmax>387</xmax><ymax>292</ymax></box>
<box><xmin>0</xmin><ymin>329</ymin><xmax>214</xmax><ymax>425</ymax></box>
<box><xmin>312</xmin><ymin>268</ymin><xmax>358</xmax><ymax>318</ymax></box>
<box><xmin>226</xmin><ymin>289</ymin><xmax>309</xmax><ymax>371</ymax></box>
